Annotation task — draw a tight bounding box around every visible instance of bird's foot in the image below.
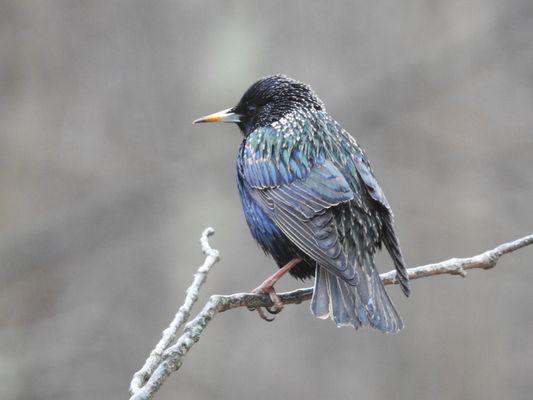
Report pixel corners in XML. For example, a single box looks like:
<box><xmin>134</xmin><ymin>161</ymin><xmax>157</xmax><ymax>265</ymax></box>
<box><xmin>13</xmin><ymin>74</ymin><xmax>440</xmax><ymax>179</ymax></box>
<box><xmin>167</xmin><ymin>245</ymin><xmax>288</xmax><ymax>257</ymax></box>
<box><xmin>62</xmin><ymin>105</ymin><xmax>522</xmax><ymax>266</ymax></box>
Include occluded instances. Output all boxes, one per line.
<box><xmin>246</xmin><ymin>258</ymin><xmax>302</xmax><ymax>322</ymax></box>
<box><xmin>249</xmin><ymin>284</ymin><xmax>284</xmax><ymax>322</ymax></box>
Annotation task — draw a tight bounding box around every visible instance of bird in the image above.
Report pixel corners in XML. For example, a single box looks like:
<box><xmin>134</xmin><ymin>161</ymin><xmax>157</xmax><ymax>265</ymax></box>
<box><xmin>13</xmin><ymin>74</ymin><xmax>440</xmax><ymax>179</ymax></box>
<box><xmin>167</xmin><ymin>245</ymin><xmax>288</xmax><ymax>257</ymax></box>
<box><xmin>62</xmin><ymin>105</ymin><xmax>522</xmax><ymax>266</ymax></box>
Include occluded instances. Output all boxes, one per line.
<box><xmin>194</xmin><ymin>75</ymin><xmax>410</xmax><ymax>333</ymax></box>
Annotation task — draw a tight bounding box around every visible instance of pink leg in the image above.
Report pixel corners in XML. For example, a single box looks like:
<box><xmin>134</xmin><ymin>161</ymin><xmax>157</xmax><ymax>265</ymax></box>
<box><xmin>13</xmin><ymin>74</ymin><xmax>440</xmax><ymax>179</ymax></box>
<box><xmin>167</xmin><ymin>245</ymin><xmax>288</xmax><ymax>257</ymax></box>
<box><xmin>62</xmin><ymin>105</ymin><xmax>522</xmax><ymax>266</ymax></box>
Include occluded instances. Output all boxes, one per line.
<box><xmin>251</xmin><ymin>258</ymin><xmax>303</xmax><ymax>321</ymax></box>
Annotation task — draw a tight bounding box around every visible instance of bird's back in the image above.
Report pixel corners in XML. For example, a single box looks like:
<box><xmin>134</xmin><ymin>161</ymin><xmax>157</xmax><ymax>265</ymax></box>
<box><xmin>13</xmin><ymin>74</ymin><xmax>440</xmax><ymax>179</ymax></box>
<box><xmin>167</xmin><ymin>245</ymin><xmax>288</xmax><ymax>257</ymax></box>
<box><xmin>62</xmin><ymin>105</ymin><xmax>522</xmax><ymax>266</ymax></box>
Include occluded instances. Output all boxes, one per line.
<box><xmin>239</xmin><ymin>108</ymin><xmax>384</xmax><ymax>261</ymax></box>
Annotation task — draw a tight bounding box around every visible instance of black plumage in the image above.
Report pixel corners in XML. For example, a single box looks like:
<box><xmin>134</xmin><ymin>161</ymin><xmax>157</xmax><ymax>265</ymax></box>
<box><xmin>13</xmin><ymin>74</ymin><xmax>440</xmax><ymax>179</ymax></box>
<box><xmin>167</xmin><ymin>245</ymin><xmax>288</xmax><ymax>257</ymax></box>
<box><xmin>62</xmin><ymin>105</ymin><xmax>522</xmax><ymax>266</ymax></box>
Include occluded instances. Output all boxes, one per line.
<box><xmin>194</xmin><ymin>75</ymin><xmax>410</xmax><ymax>332</ymax></box>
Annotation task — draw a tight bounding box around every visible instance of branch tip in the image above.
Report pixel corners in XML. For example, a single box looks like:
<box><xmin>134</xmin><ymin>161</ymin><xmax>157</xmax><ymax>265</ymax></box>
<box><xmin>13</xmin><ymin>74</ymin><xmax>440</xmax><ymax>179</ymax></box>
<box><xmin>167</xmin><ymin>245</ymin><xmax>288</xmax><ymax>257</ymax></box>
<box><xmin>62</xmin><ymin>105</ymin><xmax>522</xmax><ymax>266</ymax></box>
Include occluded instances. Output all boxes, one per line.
<box><xmin>200</xmin><ymin>227</ymin><xmax>220</xmax><ymax>260</ymax></box>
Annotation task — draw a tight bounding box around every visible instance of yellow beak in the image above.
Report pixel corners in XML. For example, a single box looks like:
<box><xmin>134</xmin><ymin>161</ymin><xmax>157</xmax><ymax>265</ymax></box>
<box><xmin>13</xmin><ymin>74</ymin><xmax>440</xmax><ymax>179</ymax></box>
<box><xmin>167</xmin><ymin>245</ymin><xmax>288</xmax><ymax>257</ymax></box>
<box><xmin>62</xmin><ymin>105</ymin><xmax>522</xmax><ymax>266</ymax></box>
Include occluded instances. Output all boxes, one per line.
<box><xmin>193</xmin><ymin>108</ymin><xmax>241</xmax><ymax>124</ymax></box>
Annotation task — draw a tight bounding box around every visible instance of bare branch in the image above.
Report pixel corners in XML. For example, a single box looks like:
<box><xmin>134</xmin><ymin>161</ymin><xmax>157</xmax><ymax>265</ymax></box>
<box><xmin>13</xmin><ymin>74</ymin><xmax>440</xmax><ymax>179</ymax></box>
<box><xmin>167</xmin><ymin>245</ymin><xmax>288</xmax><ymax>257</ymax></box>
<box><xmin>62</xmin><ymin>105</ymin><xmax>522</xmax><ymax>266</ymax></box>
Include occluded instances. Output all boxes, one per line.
<box><xmin>129</xmin><ymin>227</ymin><xmax>220</xmax><ymax>396</ymax></box>
<box><xmin>380</xmin><ymin>233</ymin><xmax>533</xmax><ymax>284</ymax></box>
<box><xmin>129</xmin><ymin>232</ymin><xmax>533</xmax><ymax>400</ymax></box>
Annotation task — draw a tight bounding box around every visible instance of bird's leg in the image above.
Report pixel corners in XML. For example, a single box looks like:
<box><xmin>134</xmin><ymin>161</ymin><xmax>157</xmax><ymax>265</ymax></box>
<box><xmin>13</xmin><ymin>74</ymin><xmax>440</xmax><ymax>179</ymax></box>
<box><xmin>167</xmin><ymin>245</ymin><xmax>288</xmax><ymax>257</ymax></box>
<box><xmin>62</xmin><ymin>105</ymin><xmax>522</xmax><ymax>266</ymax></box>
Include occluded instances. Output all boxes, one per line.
<box><xmin>249</xmin><ymin>258</ymin><xmax>302</xmax><ymax>321</ymax></box>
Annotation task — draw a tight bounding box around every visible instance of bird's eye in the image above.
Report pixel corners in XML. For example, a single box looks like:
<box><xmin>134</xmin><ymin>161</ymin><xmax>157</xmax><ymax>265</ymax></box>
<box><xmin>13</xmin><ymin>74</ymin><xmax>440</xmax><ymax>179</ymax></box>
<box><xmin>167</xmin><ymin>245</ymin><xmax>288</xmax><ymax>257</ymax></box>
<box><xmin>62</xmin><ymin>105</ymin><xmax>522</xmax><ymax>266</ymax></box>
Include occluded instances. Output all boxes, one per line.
<box><xmin>247</xmin><ymin>104</ymin><xmax>258</xmax><ymax>113</ymax></box>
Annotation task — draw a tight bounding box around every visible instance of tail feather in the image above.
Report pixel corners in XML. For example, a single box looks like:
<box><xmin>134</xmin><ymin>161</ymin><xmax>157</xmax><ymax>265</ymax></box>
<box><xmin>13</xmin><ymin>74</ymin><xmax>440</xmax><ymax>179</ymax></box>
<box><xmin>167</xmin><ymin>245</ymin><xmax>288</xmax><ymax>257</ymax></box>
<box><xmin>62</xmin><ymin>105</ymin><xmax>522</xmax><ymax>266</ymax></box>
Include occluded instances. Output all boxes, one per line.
<box><xmin>310</xmin><ymin>266</ymin><xmax>331</xmax><ymax>319</ymax></box>
<box><xmin>311</xmin><ymin>264</ymin><xmax>404</xmax><ymax>333</ymax></box>
<box><xmin>329</xmin><ymin>273</ymin><xmax>358</xmax><ymax>327</ymax></box>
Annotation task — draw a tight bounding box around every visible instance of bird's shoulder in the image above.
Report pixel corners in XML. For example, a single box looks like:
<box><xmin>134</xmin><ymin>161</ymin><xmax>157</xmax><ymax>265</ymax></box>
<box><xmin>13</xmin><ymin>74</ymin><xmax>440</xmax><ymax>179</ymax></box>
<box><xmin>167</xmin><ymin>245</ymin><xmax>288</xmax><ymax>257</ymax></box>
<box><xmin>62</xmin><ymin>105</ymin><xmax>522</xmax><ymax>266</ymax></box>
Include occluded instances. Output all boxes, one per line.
<box><xmin>239</xmin><ymin>110</ymin><xmax>366</xmax><ymax>187</ymax></box>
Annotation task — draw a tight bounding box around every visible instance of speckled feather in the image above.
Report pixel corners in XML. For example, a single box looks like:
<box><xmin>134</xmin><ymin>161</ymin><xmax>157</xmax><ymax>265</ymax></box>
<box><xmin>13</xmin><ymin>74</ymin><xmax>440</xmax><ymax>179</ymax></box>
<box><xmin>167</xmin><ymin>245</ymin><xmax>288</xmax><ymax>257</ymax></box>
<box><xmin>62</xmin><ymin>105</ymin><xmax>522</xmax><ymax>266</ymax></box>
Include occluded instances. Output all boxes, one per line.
<box><xmin>233</xmin><ymin>75</ymin><xmax>410</xmax><ymax>332</ymax></box>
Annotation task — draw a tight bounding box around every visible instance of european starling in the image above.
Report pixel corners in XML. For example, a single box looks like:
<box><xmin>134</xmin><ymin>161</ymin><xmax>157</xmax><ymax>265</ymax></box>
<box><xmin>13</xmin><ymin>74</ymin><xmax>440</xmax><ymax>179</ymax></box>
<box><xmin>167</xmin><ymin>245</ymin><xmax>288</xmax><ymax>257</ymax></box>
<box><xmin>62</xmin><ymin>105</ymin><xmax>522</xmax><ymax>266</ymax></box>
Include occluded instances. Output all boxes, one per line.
<box><xmin>194</xmin><ymin>75</ymin><xmax>410</xmax><ymax>332</ymax></box>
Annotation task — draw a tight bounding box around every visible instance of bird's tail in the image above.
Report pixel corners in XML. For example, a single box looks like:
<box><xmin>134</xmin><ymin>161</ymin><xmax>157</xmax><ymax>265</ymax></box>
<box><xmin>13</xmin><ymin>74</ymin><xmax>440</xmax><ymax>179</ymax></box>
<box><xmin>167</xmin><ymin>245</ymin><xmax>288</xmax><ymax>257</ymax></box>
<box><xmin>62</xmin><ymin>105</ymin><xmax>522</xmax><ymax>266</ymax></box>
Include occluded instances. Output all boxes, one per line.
<box><xmin>310</xmin><ymin>264</ymin><xmax>404</xmax><ymax>333</ymax></box>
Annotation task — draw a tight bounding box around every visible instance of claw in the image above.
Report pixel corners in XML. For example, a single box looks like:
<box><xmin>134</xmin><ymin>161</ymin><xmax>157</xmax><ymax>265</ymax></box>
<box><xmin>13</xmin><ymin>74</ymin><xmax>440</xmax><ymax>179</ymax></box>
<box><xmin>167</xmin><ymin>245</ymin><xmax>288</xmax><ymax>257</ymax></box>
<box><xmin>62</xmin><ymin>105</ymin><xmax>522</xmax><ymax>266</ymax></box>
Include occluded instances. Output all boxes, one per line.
<box><xmin>265</xmin><ymin>306</ymin><xmax>282</xmax><ymax>315</ymax></box>
<box><xmin>256</xmin><ymin>307</ymin><xmax>275</xmax><ymax>322</ymax></box>
<box><xmin>268</xmin><ymin>291</ymin><xmax>284</xmax><ymax>311</ymax></box>
<box><xmin>249</xmin><ymin>286</ymin><xmax>283</xmax><ymax>321</ymax></box>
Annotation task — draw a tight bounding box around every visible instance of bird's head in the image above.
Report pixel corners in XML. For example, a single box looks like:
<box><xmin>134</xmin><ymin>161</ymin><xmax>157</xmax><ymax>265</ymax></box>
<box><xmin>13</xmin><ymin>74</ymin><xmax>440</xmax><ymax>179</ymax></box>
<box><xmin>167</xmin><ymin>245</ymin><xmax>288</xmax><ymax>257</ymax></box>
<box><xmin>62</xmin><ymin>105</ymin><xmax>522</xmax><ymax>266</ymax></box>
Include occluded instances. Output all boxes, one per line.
<box><xmin>194</xmin><ymin>75</ymin><xmax>324</xmax><ymax>136</ymax></box>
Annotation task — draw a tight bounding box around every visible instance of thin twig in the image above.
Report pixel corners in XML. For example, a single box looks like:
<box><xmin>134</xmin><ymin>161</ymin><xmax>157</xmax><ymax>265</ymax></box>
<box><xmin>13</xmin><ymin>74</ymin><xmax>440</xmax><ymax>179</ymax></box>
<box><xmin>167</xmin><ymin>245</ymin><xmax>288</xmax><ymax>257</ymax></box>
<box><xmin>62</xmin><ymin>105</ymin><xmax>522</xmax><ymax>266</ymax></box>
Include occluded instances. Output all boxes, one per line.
<box><xmin>129</xmin><ymin>227</ymin><xmax>220</xmax><ymax>396</ymax></box>
<box><xmin>129</xmin><ymin>232</ymin><xmax>533</xmax><ymax>400</ymax></box>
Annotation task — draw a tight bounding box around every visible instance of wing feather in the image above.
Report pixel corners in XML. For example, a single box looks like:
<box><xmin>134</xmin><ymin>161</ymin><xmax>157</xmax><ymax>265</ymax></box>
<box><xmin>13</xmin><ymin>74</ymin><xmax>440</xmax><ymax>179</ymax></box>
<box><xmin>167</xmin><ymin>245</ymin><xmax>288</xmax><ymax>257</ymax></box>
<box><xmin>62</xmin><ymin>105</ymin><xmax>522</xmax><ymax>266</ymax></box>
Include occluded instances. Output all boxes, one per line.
<box><xmin>248</xmin><ymin>160</ymin><xmax>359</xmax><ymax>282</ymax></box>
<box><xmin>354</xmin><ymin>154</ymin><xmax>411</xmax><ymax>296</ymax></box>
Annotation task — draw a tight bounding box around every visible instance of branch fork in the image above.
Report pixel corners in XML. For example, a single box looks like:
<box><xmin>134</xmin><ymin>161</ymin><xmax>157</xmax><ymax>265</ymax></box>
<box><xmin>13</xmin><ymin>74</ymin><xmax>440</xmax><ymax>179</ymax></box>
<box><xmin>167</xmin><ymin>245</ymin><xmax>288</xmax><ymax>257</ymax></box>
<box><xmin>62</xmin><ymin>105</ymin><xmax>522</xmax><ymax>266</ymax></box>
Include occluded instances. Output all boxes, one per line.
<box><xmin>129</xmin><ymin>229</ymin><xmax>533</xmax><ymax>400</ymax></box>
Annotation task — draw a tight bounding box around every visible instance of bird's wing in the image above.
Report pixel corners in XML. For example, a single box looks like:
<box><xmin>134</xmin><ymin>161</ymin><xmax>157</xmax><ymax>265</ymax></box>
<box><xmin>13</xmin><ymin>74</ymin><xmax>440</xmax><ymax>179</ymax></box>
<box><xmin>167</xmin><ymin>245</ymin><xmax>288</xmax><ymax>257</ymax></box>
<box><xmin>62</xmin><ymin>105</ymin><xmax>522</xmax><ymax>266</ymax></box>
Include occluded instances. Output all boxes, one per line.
<box><xmin>242</xmin><ymin>137</ymin><xmax>359</xmax><ymax>282</ymax></box>
<box><xmin>354</xmin><ymin>154</ymin><xmax>410</xmax><ymax>295</ymax></box>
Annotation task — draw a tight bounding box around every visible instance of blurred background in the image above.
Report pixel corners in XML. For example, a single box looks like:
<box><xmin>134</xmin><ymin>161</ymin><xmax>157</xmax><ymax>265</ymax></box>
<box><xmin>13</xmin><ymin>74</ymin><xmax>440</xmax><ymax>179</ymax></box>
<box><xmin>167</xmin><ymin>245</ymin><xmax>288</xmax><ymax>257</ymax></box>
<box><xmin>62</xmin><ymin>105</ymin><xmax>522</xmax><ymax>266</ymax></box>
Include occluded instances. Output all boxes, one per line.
<box><xmin>1</xmin><ymin>1</ymin><xmax>532</xmax><ymax>399</ymax></box>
